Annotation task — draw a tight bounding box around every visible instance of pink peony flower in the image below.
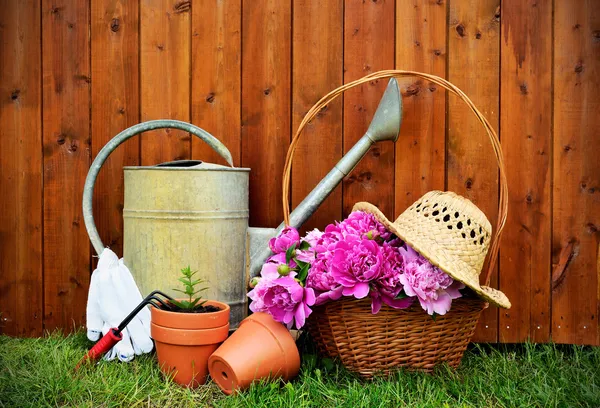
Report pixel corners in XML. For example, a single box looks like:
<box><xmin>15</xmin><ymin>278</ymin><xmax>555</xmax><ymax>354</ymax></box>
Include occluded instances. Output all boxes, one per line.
<box><xmin>369</xmin><ymin>242</ymin><xmax>413</xmax><ymax>313</ymax></box>
<box><xmin>248</xmin><ymin>263</ymin><xmax>316</xmax><ymax>329</ymax></box>
<box><xmin>269</xmin><ymin>227</ymin><xmax>300</xmax><ymax>254</ymax></box>
<box><xmin>306</xmin><ymin>267</ymin><xmax>344</xmax><ymax>305</ymax></box>
<box><xmin>295</xmin><ymin>249</ymin><xmax>315</xmax><ymax>263</ymax></box>
<box><xmin>398</xmin><ymin>245</ymin><xmax>464</xmax><ymax>315</ymax></box>
<box><xmin>337</xmin><ymin>211</ymin><xmax>392</xmax><ymax>241</ymax></box>
<box><xmin>329</xmin><ymin>237</ymin><xmax>383</xmax><ymax>299</ymax></box>
<box><xmin>303</xmin><ymin>228</ymin><xmax>324</xmax><ymax>247</ymax></box>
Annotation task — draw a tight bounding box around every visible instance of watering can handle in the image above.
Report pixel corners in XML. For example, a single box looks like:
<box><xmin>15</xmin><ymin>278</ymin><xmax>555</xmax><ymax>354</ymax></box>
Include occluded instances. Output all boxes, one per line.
<box><xmin>82</xmin><ymin>119</ymin><xmax>235</xmax><ymax>256</ymax></box>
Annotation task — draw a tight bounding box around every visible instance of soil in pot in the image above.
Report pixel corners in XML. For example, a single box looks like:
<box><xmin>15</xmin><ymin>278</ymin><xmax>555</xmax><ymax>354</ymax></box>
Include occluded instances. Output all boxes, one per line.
<box><xmin>151</xmin><ymin>300</ymin><xmax>230</xmax><ymax>388</ymax></box>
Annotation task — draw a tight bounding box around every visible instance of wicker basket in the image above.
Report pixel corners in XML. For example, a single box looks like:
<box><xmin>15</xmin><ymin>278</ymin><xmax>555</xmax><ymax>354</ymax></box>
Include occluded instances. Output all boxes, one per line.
<box><xmin>281</xmin><ymin>70</ymin><xmax>508</xmax><ymax>377</ymax></box>
<box><xmin>306</xmin><ymin>297</ymin><xmax>488</xmax><ymax>376</ymax></box>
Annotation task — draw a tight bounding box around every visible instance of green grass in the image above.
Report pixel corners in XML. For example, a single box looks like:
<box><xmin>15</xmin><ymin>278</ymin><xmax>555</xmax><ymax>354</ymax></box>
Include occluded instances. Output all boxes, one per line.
<box><xmin>0</xmin><ymin>331</ymin><xmax>598</xmax><ymax>407</ymax></box>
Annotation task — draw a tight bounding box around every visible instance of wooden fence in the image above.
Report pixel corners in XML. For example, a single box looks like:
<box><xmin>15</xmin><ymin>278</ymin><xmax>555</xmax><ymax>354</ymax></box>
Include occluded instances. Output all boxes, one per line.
<box><xmin>1</xmin><ymin>0</ymin><xmax>598</xmax><ymax>345</ymax></box>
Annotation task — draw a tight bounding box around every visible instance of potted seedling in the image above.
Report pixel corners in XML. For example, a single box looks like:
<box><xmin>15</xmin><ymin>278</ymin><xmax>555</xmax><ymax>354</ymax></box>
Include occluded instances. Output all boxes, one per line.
<box><xmin>151</xmin><ymin>266</ymin><xmax>230</xmax><ymax>388</ymax></box>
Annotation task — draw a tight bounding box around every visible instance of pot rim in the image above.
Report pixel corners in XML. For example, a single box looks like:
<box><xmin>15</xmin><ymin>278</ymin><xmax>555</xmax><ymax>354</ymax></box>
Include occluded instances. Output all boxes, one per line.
<box><xmin>151</xmin><ymin>322</ymin><xmax>230</xmax><ymax>345</ymax></box>
<box><xmin>151</xmin><ymin>299</ymin><xmax>230</xmax><ymax>330</ymax></box>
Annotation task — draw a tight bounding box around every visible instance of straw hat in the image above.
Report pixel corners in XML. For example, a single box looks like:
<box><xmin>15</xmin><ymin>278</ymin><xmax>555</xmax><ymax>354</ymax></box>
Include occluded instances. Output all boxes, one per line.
<box><xmin>353</xmin><ymin>191</ymin><xmax>511</xmax><ymax>309</ymax></box>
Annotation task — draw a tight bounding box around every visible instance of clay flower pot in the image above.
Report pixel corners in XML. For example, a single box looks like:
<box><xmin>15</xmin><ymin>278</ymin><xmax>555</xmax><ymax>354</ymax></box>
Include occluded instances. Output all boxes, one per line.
<box><xmin>208</xmin><ymin>312</ymin><xmax>300</xmax><ymax>395</ymax></box>
<box><xmin>151</xmin><ymin>300</ymin><xmax>230</xmax><ymax>388</ymax></box>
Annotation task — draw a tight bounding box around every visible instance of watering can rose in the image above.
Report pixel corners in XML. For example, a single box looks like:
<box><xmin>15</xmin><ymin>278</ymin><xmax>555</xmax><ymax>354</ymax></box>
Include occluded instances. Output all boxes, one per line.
<box><xmin>248</xmin><ymin>211</ymin><xmax>464</xmax><ymax>330</ymax></box>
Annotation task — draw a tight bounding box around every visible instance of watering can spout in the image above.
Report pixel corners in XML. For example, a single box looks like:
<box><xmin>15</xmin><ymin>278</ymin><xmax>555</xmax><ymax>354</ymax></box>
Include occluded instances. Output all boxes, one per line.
<box><xmin>366</xmin><ymin>78</ymin><xmax>402</xmax><ymax>144</ymax></box>
<box><xmin>248</xmin><ymin>78</ymin><xmax>403</xmax><ymax>278</ymax></box>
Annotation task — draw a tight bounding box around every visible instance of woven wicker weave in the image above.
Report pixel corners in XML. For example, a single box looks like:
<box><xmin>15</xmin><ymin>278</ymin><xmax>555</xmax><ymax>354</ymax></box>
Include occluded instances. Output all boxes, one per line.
<box><xmin>306</xmin><ymin>297</ymin><xmax>488</xmax><ymax>377</ymax></box>
<box><xmin>281</xmin><ymin>70</ymin><xmax>508</xmax><ymax>376</ymax></box>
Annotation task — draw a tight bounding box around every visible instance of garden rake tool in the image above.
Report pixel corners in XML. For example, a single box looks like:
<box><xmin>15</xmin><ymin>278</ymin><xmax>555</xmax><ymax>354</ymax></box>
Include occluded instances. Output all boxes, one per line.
<box><xmin>76</xmin><ymin>291</ymin><xmax>174</xmax><ymax>370</ymax></box>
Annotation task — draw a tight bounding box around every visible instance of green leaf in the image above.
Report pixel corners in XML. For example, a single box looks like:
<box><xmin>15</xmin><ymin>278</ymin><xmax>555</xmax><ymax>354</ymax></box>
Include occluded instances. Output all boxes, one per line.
<box><xmin>395</xmin><ymin>290</ymin><xmax>409</xmax><ymax>299</ymax></box>
<box><xmin>169</xmin><ymin>299</ymin><xmax>186</xmax><ymax>310</ymax></box>
<box><xmin>299</xmin><ymin>241</ymin><xmax>310</xmax><ymax>251</ymax></box>
<box><xmin>298</xmin><ymin>263</ymin><xmax>309</xmax><ymax>282</ymax></box>
<box><xmin>285</xmin><ymin>243</ymin><xmax>297</xmax><ymax>264</ymax></box>
<box><xmin>431</xmin><ymin>312</ymin><xmax>439</xmax><ymax>322</ymax></box>
<box><xmin>295</xmin><ymin>260</ymin><xmax>307</xmax><ymax>269</ymax></box>
<box><xmin>173</xmin><ymin>265</ymin><xmax>209</xmax><ymax>309</ymax></box>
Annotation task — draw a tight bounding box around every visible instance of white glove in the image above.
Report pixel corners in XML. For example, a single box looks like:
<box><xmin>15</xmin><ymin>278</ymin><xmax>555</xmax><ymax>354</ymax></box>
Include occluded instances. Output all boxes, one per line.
<box><xmin>86</xmin><ymin>249</ymin><xmax>153</xmax><ymax>362</ymax></box>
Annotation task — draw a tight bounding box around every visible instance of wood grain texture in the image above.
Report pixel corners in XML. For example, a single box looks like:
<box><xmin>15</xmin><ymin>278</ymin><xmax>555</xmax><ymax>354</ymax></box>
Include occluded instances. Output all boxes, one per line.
<box><xmin>448</xmin><ymin>0</ymin><xmax>500</xmax><ymax>342</ymax></box>
<box><xmin>552</xmin><ymin>0</ymin><xmax>600</xmax><ymax>345</ymax></box>
<box><xmin>140</xmin><ymin>0</ymin><xmax>190</xmax><ymax>165</ymax></box>
<box><xmin>292</xmin><ymin>0</ymin><xmax>343</xmax><ymax>232</ymax></box>
<box><xmin>91</xmin><ymin>0</ymin><xmax>140</xmax><ymax>257</ymax></box>
<box><xmin>343</xmin><ymin>0</ymin><xmax>395</xmax><ymax>219</ymax></box>
<box><xmin>395</xmin><ymin>0</ymin><xmax>446</xmax><ymax>216</ymax></box>
<box><xmin>42</xmin><ymin>0</ymin><xmax>91</xmax><ymax>331</ymax></box>
<box><xmin>0</xmin><ymin>0</ymin><xmax>43</xmax><ymax>337</ymax></box>
<box><xmin>499</xmin><ymin>0</ymin><xmax>552</xmax><ymax>343</ymax></box>
<box><xmin>191</xmin><ymin>0</ymin><xmax>241</xmax><ymax>166</ymax></box>
<box><xmin>241</xmin><ymin>0</ymin><xmax>291</xmax><ymax>228</ymax></box>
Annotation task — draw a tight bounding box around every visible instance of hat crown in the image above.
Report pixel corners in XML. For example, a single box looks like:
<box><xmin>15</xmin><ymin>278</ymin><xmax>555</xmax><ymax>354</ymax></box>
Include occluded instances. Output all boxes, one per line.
<box><xmin>399</xmin><ymin>191</ymin><xmax>492</xmax><ymax>279</ymax></box>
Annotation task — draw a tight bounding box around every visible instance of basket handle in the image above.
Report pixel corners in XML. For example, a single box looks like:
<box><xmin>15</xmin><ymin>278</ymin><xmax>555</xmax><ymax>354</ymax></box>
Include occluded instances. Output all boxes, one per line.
<box><xmin>281</xmin><ymin>70</ymin><xmax>507</xmax><ymax>286</ymax></box>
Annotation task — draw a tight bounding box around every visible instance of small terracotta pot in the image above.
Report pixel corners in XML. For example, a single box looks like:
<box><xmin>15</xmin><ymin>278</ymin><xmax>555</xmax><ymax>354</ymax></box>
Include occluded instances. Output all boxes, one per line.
<box><xmin>208</xmin><ymin>312</ymin><xmax>300</xmax><ymax>395</ymax></box>
<box><xmin>151</xmin><ymin>300</ymin><xmax>230</xmax><ymax>388</ymax></box>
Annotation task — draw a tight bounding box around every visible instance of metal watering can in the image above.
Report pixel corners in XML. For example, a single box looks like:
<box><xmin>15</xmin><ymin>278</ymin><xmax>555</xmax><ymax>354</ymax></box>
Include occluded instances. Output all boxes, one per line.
<box><xmin>83</xmin><ymin>78</ymin><xmax>402</xmax><ymax>329</ymax></box>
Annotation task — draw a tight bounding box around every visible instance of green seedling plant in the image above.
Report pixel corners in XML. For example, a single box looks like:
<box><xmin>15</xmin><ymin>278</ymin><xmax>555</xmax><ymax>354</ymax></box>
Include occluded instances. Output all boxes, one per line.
<box><xmin>169</xmin><ymin>266</ymin><xmax>208</xmax><ymax>311</ymax></box>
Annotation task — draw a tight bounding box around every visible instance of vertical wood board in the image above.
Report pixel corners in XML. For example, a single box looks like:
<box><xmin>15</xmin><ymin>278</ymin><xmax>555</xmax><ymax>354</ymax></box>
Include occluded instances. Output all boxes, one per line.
<box><xmin>292</xmin><ymin>0</ymin><xmax>344</xmax><ymax>232</ymax></box>
<box><xmin>191</xmin><ymin>0</ymin><xmax>241</xmax><ymax>166</ymax></box>
<box><xmin>552</xmin><ymin>0</ymin><xmax>600</xmax><ymax>345</ymax></box>
<box><xmin>395</xmin><ymin>0</ymin><xmax>447</xmax><ymax>216</ymax></box>
<box><xmin>91</xmin><ymin>0</ymin><xmax>140</xmax><ymax>257</ymax></box>
<box><xmin>499</xmin><ymin>0</ymin><xmax>552</xmax><ymax>343</ymax></box>
<box><xmin>343</xmin><ymin>0</ymin><xmax>395</xmax><ymax>219</ymax></box>
<box><xmin>241</xmin><ymin>0</ymin><xmax>291</xmax><ymax>227</ymax></box>
<box><xmin>0</xmin><ymin>0</ymin><xmax>43</xmax><ymax>337</ymax></box>
<box><xmin>448</xmin><ymin>0</ymin><xmax>501</xmax><ymax>342</ymax></box>
<box><xmin>42</xmin><ymin>0</ymin><xmax>91</xmax><ymax>331</ymax></box>
<box><xmin>140</xmin><ymin>0</ymin><xmax>191</xmax><ymax>165</ymax></box>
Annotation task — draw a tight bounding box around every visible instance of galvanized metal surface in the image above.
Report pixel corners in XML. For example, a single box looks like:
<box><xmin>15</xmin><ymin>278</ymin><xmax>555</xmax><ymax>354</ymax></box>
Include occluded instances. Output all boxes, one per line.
<box><xmin>248</xmin><ymin>78</ymin><xmax>403</xmax><ymax>277</ymax></box>
<box><xmin>123</xmin><ymin>163</ymin><xmax>249</xmax><ymax>328</ymax></box>
<box><xmin>83</xmin><ymin>120</ymin><xmax>234</xmax><ymax>256</ymax></box>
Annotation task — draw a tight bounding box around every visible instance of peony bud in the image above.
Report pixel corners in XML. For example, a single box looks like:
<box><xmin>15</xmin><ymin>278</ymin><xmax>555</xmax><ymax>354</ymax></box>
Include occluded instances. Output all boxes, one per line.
<box><xmin>249</xmin><ymin>277</ymin><xmax>260</xmax><ymax>288</ymax></box>
<box><xmin>277</xmin><ymin>264</ymin><xmax>291</xmax><ymax>276</ymax></box>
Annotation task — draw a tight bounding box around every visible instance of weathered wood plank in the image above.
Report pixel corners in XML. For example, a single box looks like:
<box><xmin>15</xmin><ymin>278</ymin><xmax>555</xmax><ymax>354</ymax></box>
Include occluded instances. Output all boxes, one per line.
<box><xmin>191</xmin><ymin>0</ymin><xmax>241</xmax><ymax>166</ymax></box>
<box><xmin>0</xmin><ymin>0</ymin><xmax>43</xmax><ymax>337</ymax></box>
<box><xmin>140</xmin><ymin>0</ymin><xmax>190</xmax><ymax>165</ymax></box>
<box><xmin>91</xmin><ymin>0</ymin><xmax>140</xmax><ymax>257</ymax></box>
<box><xmin>395</xmin><ymin>0</ymin><xmax>446</xmax><ymax>216</ymax></box>
<box><xmin>552</xmin><ymin>0</ymin><xmax>600</xmax><ymax>345</ymax></box>
<box><xmin>42</xmin><ymin>0</ymin><xmax>91</xmax><ymax>331</ymax></box>
<box><xmin>343</xmin><ymin>0</ymin><xmax>395</xmax><ymax>219</ymax></box>
<box><xmin>291</xmin><ymin>0</ymin><xmax>343</xmax><ymax>232</ymax></box>
<box><xmin>448</xmin><ymin>0</ymin><xmax>500</xmax><ymax>342</ymax></box>
<box><xmin>241</xmin><ymin>0</ymin><xmax>291</xmax><ymax>227</ymax></box>
<box><xmin>499</xmin><ymin>0</ymin><xmax>552</xmax><ymax>343</ymax></box>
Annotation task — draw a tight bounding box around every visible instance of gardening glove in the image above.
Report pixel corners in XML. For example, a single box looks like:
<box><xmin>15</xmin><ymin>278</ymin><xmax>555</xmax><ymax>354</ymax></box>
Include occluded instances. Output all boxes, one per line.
<box><xmin>86</xmin><ymin>249</ymin><xmax>153</xmax><ymax>362</ymax></box>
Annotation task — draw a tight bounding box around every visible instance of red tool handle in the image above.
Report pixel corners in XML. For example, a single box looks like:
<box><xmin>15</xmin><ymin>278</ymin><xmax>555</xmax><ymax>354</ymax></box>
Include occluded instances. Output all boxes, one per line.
<box><xmin>75</xmin><ymin>328</ymin><xmax>122</xmax><ymax>370</ymax></box>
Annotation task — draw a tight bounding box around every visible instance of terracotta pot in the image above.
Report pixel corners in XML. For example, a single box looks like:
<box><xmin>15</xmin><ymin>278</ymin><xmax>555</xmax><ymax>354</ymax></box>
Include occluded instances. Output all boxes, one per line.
<box><xmin>151</xmin><ymin>300</ymin><xmax>230</xmax><ymax>388</ymax></box>
<box><xmin>208</xmin><ymin>312</ymin><xmax>300</xmax><ymax>395</ymax></box>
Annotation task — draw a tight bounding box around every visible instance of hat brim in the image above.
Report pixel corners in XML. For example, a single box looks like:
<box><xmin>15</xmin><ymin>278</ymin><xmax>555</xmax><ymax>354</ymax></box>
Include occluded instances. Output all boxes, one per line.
<box><xmin>353</xmin><ymin>202</ymin><xmax>511</xmax><ymax>309</ymax></box>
